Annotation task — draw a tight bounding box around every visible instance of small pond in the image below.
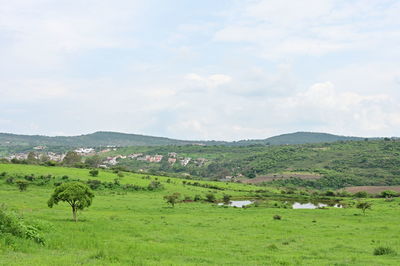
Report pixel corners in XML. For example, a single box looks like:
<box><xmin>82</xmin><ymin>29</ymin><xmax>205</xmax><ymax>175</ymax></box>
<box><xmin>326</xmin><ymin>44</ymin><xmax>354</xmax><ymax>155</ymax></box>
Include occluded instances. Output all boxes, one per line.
<box><xmin>292</xmin><ymin>202</ymin><xmax>343</xmax><ymax>209</ymax></box>
<box><xmin>218</xmin><ymin>200</ymin><xmax>343</xmax><ymax>209</ymax></box>
<box><xmin>218</xmin><ymin>200</ymin><xmax>253</xmax><ymax>208</ymax></box>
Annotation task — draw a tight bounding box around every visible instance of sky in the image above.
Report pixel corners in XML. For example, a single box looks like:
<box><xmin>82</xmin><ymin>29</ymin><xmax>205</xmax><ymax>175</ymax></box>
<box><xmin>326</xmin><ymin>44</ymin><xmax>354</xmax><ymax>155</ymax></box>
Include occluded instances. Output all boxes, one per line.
<box><xmin>0</xmin><ymin>0</ymin><xmax>400</xmax><ymax>141</ymax></box>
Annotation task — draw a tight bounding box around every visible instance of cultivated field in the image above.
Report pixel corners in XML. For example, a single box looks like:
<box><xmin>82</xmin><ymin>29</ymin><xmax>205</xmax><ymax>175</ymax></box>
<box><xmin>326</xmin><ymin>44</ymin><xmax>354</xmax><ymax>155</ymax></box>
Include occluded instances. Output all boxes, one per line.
<box><xmin>243</xmin><ymin>172</ymin><xmax>322</xmax><ymax>184</ymax></box>
<box><xmin>344</xmin><ymin>186</ymin><xmax>400</xmax><ymax>194</ymax></box>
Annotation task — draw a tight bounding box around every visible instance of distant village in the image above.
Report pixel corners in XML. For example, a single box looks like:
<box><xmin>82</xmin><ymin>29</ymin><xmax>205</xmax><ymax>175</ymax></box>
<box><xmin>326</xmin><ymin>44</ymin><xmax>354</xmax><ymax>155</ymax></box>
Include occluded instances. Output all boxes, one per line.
<box><xmin>3</xmin><ymin>146</ymin><xmax>207</xmax><ymax>168</ymax></box>
<box><xmin>102</xmin><ymin>152</ymin><xmax>207</xmax><ymax>167</ymax></box>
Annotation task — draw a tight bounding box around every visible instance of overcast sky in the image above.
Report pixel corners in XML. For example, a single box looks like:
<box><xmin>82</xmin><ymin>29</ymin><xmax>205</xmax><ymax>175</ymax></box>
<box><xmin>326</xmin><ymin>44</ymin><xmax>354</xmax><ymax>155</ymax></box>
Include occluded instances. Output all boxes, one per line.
<box><xmin>1</xmin><ymin>0</ymin><xmax>399</xmax><ymax>140</ymax></box>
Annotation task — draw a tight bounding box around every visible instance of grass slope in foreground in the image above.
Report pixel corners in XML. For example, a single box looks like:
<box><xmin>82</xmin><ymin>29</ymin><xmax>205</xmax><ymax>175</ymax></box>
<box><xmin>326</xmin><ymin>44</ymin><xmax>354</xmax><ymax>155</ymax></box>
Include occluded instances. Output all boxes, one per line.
<box><xmin>0</xmin><ymin>164</ymin><xmax>399</xmax><ymax>265</ymax></box>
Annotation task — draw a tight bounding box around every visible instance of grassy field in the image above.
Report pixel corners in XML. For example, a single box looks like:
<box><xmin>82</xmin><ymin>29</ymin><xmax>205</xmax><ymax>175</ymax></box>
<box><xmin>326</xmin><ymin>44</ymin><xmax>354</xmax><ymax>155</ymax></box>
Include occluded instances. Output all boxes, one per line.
<box><xmin>1</xmin><ymin>164</ymin><xmax>400</xmax><ymax>265</ymax></box>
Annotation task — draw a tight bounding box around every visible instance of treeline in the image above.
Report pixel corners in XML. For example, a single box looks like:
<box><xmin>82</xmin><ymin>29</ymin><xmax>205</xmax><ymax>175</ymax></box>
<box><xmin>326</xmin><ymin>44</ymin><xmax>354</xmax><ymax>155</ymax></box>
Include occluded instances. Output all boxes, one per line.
<box><xmin>0</xmin><ymin>171</ymin><xmax>165</xmax><ymax>193</ymax></box>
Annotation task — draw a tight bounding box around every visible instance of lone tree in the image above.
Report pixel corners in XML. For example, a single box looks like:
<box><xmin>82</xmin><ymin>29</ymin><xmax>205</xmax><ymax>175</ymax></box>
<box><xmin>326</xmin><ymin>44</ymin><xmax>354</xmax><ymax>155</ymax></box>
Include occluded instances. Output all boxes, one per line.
<box><xmin>356</xmin><ymin>201</ymin><xmax>372</xmax><ymax>215</ymax></box>
<box><xmin>164</xmin><ymin>192</ymin><xmax>180</xmax><ymax>207</ymax></box>
<box><xmin>48</xmin><ymin>182</ymin><xmax>94</xmax><ymax>222</ymax></box>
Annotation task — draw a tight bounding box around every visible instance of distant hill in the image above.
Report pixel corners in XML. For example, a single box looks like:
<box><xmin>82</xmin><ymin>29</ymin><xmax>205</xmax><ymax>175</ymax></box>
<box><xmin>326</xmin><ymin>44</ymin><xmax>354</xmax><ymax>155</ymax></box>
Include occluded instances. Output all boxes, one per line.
<box><xmin>0</xmin><ymin>131</ymin><xmax>368</xmax><ymax>148</ymax></box>
<box><xmin>235</xmin><ymin>132</ymin><xmax>365</xmax><ymax>146</ymax></box>
<box><xmin>0</xmin><ymin>131</ymin><xmax>210</xmax><ymax>147</ymax></box>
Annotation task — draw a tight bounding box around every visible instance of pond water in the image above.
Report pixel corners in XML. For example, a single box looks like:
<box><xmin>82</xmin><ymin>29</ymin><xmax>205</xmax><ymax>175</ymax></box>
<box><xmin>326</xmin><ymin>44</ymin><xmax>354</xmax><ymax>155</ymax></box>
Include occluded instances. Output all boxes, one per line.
<box><xmin>218</xmin><ymin>200</ymin><xmax>253</xmax><ymax>208</ymax></box>
<box><xmin>218</xmin><ymin>200</ymin><xmax>342</xmax><ymax>209</ymax></box>
<box><xmin>292</xmin><ymin>202</ymin><xmax>343</xmax><ymax>209</ymax></box>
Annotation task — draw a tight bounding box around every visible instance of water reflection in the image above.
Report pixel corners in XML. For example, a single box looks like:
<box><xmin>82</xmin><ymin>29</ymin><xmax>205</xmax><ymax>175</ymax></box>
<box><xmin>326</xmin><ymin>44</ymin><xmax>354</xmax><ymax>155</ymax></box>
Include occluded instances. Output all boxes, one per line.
<box><xmin>292</xmin><ymin>202</ymin><xmax>342</xmax><ymax>209</ymax></box>
<box><xmin>218</xmin><ymin>200</ymin><xmax>253</xmax><ymax>208</ymax></box>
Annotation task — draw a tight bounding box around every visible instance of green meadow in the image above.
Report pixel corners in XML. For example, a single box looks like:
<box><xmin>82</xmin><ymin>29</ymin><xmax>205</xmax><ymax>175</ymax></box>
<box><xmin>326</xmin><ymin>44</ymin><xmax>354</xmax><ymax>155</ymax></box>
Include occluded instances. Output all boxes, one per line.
<box><xmin>1</xmin><ymin>164</ymin><xmax>399</xmax><ymax>265</ymax></box>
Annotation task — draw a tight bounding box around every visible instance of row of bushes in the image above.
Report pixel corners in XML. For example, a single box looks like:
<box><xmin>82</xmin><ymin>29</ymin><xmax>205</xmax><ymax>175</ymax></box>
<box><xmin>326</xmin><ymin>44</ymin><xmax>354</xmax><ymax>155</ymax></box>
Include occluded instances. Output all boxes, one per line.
<box><xmin>278</xmin><ymin>186</ymin><xmax>400</xmax><ymax>199</ymax></box>
<box><xmin>1</xmin><ymin>171</ymin><xmax>165</xmax><ymax>192</ymax></box>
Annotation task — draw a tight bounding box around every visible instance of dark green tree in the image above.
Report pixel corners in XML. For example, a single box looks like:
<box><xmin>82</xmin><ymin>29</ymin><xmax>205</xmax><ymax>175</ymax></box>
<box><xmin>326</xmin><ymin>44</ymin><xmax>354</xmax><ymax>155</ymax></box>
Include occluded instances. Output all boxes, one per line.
<box><xmin>380</xmin><ymin>190</ymin><xmax>398</xmax><ymax>198</ymax></box>
<box><xmin>47</xmin><ymin>182</ymin><xmax>94</xmax><ymax>222</ymax></box>
<box><xmin>27</xmin><ymin>152</ymin><xmax>39</xmax><ymax>164</ymax></box>
<box><xmin>89</xmin><ymin>169</ymin><xmax>99</xmax><ymax>177</ymax></box>
<box><xmin>222</xmin><ymin>194</ymin><xmax>231</xmax><ymax>205</ymax></box>
<box><xmin>85</xmin><ymin>155</ymin><xmax>102</xmax><ymax>168</ymax></box>
<box><xmin>205</xmin><ymin>193</ymin><xmax>216</xmax><ymax>203</ymax></box>
<box><xmin>62</xmin><ymin>151</ymin><xmax>82</xmax><ymax>166</ymax></box>
<box><xmin>16</xmin><ymin>180</ymin><xmax>29</xmax><ymax>192</ymax></box>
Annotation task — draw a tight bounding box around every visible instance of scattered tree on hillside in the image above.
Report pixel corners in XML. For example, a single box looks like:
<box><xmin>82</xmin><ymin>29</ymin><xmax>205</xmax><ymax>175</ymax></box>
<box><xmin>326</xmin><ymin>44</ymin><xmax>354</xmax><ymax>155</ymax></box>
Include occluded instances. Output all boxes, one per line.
<box><xmin>222</xmin><ymin>194</ymin><xmax>231</xmax><ymax>205</ymax></box>
<box><xmin>47</xmin><ymin>182</ymin><xmax>94</xmax><ymax>222</ymax></box>
<box><xmin>40</xmin><ymin>154</ymin><xmax>50</xmax><ymax>163</ymax></box>
<box><xmin>380</xmin><ymin>190</ymin><xmax>398</xmax><ymax>198</ymax></box>
<box><xmin>62</xmin><ymin>151</ymin><xmax>82</xmax><ymax>166</ymax></box>
<box><xmin>356</xmin><ymin>201</ymin><xmax>372</xmax><ymax>215</ymax></box>
<box><xmin>16</xmin><ymin>180</ymin><xmax>29</xmax><ymax>192</ymax></box>
<box><xmin>27</xmin><ymin>152</ymin><xmax>39</xmax><ymax>164</ymax></box>
<box><xmin>164</xmin><ymin>192</ymin><xmax>180</xmax><ymax>207</ymax></box>
<box><xmin>85</xmin><ymin>155</ymin><xmax>102</xmax><ymax>168</ymax></box>
<box><xmin>205</xmin><ymin>193</ymin><xmax>216</xmax><ymax>203</ymax></box>
<box><xmin>89</xmin><ymin>169</ymin><xmax>99</xmax><ymax>177</ymax></box>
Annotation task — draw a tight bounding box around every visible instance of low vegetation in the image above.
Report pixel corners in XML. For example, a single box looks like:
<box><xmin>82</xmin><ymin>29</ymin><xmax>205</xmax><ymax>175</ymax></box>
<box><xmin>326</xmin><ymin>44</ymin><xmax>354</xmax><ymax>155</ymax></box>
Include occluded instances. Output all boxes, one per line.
<box><xmin>0</xmin><ymin>163</ymin><xmax>399</xmax><ymax>265</ymax></box>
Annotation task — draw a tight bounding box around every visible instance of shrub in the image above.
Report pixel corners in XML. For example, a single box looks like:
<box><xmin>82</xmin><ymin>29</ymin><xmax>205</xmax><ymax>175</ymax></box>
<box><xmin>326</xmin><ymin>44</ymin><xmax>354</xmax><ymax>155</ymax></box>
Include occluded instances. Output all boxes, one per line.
<box><xmin>380</xmin><ymin>190</ymin><xmax>398</xmax><ymax>198</ymax></box>
<box><xmin>6</xmin><ymin>177</ymin><xmax>14</xmax><ymax>184</ymax></box>
<box><xmin>164</xmin><ymin>193</ymin><xmax>181</xmax><ymax>207</ymax></box>
<box><xmin>205</xmin><ymin>193</ymin><xmax>216</xmax><ymax>203</ymax></box>
<box><xmin>0</xmin><ymin>171</ymin><xmax>7</xmax><ymax>177</ymax></box>
<box><xmin>16</xmin><ymin>180</ymin><xmax>29</xmax><ymax>192</ymax></box>
<box><xmin>273</xmin><ymin>215</ymin><xmax>282</xmax><ymax>220</ymax></box>
<box><xmin>373</xmin><ymin>246</ymin><xmax>396</xmax><ymax>256</ymax></box>
<box><xmin>194</xmin><ymin>194</ymin><xmax>202</xmax><ymax>201</ymax></box>
<box><xmin>62</xmin><ymin>175</ymin><xmax>69</xmax><ymax>180</ymax></box>
<box><xmin>0</xmin><ymin>207</ymin><xmax>45</xmax><ymax>245</ymax></box>
<box><xmin>222</xmin><ymin>194</ymin><xmax>231</xmax><ymax>205</ymax></box>
<box><xmin>123</xmin><ymin>184</ymin><xmax>144</xmax><ymax>191</ymax></box>
<box><xmin>325</xmin><ymin>190</ymin><xmax>336</xmax><ymax>196</ymax></box>
<box><xmin>117</xmin><ymin>172</ymin><xmax>124</xmax><ymax>178</ymax></box>
<box><xmin>147</xmin><ymin>181</ymin><xmax>163</xmax><ymax>191</ymax></box>
<box><xmin>89</xmin><ymin>170</ymin><xmax>99</xmax><ymax>177</ymax></box>
<box><xmin>86</xmin><ymin>179</ymin><xmax>102</xmax><ymax>190</ymax></box>
<box><xmin>354</xmin><ymin>191</ymin><xmax>369</xmax><ymax>198</ymax></box>
<box><xmin>24</xmin><ymin>175</ymin><xmax>35</xmax><ymax>181</ymax></box>
<box><xmin>356</xmin><ymin>201</ymin><xmax>372</xmax><ymax>215</ymax></box>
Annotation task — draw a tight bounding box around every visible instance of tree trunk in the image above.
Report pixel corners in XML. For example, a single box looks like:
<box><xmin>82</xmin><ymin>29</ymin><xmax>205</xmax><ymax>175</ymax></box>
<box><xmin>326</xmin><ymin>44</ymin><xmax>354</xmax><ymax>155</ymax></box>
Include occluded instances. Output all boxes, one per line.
<box><xmin>72</xmin><ymin>206</ymin><xmax>77</xmax><ymax>222</ymax></box>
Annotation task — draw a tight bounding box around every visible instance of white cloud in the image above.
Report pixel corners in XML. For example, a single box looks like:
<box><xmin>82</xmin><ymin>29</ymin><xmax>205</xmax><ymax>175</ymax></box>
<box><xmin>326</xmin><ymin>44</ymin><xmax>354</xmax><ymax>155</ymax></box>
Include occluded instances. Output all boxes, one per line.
<box><xmin>1</xmin><ymin>1</ymin><xmax>400</xmax><ymax>139</ymax></box>
<box><xmin>214</xmin><ymin>0</ymin><xmax>400</xmax><ymax>59</ymax></box>
<box><xmin>185</xmin><ymin>73</ymin><xmax>232</xmax><ymax>88</ymax></box>
<box><xmin>274</xmin><ymin>82</ymin><xmax>400</xmax><ymax>136</ymax></box>
<box><xmin>0</xmin><ymin>79</ymin><xmax>69</xmax><ymax>102</ymax></box>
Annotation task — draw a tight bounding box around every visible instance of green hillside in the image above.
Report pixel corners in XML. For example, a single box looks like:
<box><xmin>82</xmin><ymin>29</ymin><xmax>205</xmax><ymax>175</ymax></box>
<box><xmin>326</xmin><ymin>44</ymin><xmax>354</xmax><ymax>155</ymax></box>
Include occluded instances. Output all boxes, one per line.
<box><xmin>0</xmin><ymin>163</ymin><xmax>399</xmax><ymax>265</ymax></box>
<box><xmin>250</xmin><ymin>131</ymin><xmax>364</xmax><ymax>145</ymax></box>
<box><xmin>105</xmin><ymin>139</ymin><xmax>400</xmax><ymax>189</ymax></box>
<box><xmin>0</xmin><ymin>131</ymin><xmax>201</xmax><ymax>147</ymax></box>
<box><xmin>0</xmin><ymin>131</ymin><xmax>366</xmax><ymax>149</ymax></box>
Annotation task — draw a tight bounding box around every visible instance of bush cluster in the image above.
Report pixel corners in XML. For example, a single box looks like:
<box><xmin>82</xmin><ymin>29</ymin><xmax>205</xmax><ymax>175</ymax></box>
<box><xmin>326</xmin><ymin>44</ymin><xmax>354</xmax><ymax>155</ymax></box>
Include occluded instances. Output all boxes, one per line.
<box><xmin>0</xmin><ymin>207</ymin><xmax>45</xmax><ymax>245</ymax></box>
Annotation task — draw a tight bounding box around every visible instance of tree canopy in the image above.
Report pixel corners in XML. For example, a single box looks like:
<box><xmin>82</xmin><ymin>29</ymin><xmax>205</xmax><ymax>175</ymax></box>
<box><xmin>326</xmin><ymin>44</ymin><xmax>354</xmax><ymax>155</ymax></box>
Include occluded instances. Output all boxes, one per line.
<box><xmin>48</xmin><ymin>182</ymin><xmax>94</xmax><ymax>221</ymax></box>
<box><xmin>62</xmin><ymin>151</ymin><xmax>82</xmax><ymax>166</ymax></box>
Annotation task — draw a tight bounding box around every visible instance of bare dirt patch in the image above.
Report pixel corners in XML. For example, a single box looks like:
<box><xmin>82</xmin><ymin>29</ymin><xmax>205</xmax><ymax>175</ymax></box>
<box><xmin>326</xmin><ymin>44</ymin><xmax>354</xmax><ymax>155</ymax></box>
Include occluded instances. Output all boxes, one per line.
<box><xmin>243</xmin><ymin>172</ymin><xmax>322</xmax><ymax>184</ymax></box>
<box><xmin>343</xmin><ymin>186</ymin><xmax>400</xmax><ymax>194</ymax></box>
